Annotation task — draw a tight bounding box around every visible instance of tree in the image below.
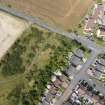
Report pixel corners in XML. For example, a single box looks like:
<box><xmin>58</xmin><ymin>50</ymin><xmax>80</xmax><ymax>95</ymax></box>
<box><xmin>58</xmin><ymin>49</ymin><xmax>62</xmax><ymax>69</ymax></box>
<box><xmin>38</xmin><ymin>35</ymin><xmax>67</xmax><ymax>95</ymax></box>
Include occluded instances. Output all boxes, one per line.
<box><xmin>87</xmin><ymin>86</ymin><xmax>93</xmax><ymax>91</ymax></box>
<box><xmin>7</xmin><ymin>85</ymin><xmax>23</xmax><ymax>105</ymax></box>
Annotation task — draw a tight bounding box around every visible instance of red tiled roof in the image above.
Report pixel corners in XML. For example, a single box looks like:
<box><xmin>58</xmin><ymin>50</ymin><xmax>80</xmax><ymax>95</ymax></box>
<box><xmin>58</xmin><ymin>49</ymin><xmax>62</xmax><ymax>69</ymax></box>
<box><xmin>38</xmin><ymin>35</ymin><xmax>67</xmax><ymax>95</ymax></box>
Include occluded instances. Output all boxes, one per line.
<box><xmin>76</xmin><ymin>86</ymin><xmax>104</xmax><ymax>105</ymax></box>
<box><xmin>85</xmin><ymin>5</ymin><xmax>103</xmax><ymax>32</ymax></box>
<box><xmin>53</xmin><ymin>79</ymin><xmax>62</xmax><ymax>88</ymax></box>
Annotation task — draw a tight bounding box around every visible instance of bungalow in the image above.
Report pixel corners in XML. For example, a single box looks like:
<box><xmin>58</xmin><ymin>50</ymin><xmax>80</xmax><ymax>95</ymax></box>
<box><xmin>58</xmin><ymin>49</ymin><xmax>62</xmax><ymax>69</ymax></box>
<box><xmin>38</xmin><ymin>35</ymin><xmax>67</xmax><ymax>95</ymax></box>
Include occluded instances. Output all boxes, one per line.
<box><xmin>97</xmin><ymin>58</ymin><xmax>105</xmax><ymax>66</ymax></box>
<box><xmin>84</xmin><ymin>4</ymin><xmax>103</xmax><ymax>34</ymax></box>
<box><xmin>53</xmin><ymin>78</ymin><xmax>62</xmax><ymax>88</ymax></box>
<box><xmin>95</xmin><ymin>63</ymin><xmax>105</xmax><ymax>73</ymax></box>
<box><xmin>96</xmin><ymin>12</ymin><xmax>105</xmax><ymax>39</ymax></box>
<box><xmin>64</xmin><ymin>65</ymin><xmax>76</xmax><ymax>77</ymax></box>
<box><xmin>88</xmin><ymin>67</ymin><xmax>102</xmax><ymax>79</ymax></box>
<box><xmin>73</xmin><ymin>49</ymin><xmax>84</xmax><ymax>59</ymax></box>
<box><xmin>50</xmin><ymin>86</ymin><xmax>58</xmax><ymax>96</ymax></box>
<box><xmin>70</xmin><ymin>55</ymin><xmax>82</xmax><ymax>67</ymax></box>
<box><xmin>41</xmin><ymin>100</ymin><xmax>49</xmax><ymax>105</ymax></box>
<box><xmin>57</xmin><ymin>75</ymin><xmax>70</xmax><ymax>88</ymax></box>
<box><xmin>97</xmin><ymin>15</ymin><xmax>105</xmax><ymax>29</ymax></box>
<box><xmin>63</xmin><ymin>102</ymin><xmax>72</xmax><ymax>105</ymax></box>
<box><xmin>45</xmin><ymin>93</ymin><xmax>53</xmax><ymax>104</ymax></box>
<box><xmin>97</xmin><ymin>28</ymin><xmax>105</xmax><ymax>39</ymax></box>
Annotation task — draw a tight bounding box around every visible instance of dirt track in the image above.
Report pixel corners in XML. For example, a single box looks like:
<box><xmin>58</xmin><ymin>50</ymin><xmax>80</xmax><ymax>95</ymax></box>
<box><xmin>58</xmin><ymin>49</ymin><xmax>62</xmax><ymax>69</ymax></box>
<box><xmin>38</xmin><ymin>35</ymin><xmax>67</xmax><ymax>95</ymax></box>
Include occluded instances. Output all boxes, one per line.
<box><xmin>0</xmin><ymin>11</ymin><xmax>29</xmax><ymax>59</ymax></box>
<box><xmin>0</xmin><ymin>0</ymin><xmax>93</xmax><ymax>28</ymax></box>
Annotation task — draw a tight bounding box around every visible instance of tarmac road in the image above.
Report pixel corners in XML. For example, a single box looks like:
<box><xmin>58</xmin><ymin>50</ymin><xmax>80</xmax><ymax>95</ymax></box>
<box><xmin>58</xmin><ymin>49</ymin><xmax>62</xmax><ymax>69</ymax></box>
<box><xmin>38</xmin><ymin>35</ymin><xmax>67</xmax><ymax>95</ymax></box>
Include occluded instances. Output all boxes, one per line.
<box><xmin>0</xmin><ymin>6</ymin><xmax>105</xmax><ymax>54</ymax></box>
<box><xmin>54</xmin><ymin>51</ymin><xmax>98</xmax><ymax>105</ymax></box>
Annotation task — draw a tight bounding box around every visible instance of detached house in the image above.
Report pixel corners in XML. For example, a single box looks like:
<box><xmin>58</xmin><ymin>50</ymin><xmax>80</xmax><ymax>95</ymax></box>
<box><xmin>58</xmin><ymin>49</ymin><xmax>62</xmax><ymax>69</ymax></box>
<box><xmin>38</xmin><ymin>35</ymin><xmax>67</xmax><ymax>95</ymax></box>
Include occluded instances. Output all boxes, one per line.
<box><xmin>84</xmin><ymin>4</ymin><xmax>103</xmax><ymax>34</ymax></box>
<box><xmin>96</xmin><ymin>3</ymin><xmax>105</xmax><ymax>39</ymax></box>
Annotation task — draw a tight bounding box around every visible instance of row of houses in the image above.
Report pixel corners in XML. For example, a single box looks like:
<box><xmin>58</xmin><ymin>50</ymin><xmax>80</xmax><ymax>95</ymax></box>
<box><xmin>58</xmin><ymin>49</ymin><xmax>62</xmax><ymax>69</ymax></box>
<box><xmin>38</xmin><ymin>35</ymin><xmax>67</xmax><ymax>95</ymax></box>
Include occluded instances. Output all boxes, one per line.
<box><xmin>41</xmin><ymin>73</ymin><xmax>70</xmax><ymax>105</ymax></box>
<box><xmin>64</xmin><ymin>80</ymin><xmax>105</xmax><ymax>105</ymax></box>
<box><xmin>40</xmin><ymin>49</ymin><xmax>86</xmax><ymax>105</ymax></box>
<box><xmin>64</xmin><ymin>49</ymin><xmax>86</xmax><ymax>78</ymax></box>
<box><xmin>97</xmin><ymin>14</ymin><xmax>105</xmax><ymax>39</ymax></box>
<box><xmin>87</xmin><ymin>56</ymin><xmax>105</xmax><ymax>85</ymax></box>
<box><xmin>84</xmin><ymin>3</ymin><xmax>105</xmax><ymax>40</ymax></box>
<box><xmin>84</xmin><ymin>4</ymin><xmax>104</xmax><ymax>34</ymax></box>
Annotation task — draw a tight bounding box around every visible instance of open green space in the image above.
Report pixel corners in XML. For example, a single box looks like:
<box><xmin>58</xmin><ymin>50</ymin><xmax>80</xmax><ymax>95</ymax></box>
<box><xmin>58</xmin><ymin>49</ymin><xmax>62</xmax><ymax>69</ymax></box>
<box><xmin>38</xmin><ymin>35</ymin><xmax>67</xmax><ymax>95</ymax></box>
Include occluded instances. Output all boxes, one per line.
<box><xmin>0</xmin><ymin>25</ymin><xmax>89</xmax><ymax>105</ymax></box>
<box><xmin>93</xmin><ymin>36</ymin><xmax>105</xmax><ymax>47</ymax></box>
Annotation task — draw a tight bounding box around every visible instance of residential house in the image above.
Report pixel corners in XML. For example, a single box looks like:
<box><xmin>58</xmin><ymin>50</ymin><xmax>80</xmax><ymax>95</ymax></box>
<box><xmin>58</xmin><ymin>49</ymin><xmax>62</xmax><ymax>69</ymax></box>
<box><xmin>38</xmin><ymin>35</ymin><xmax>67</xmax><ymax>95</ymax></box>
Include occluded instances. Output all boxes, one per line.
<box><xmin>97</xmin><ymin>15</ymin><xmax>105</xmax><ymax>39</ymax></box>
<box><xmin>84</xmin><ymin>4</ymin><xmax>103</xmax><ymax>34</ymax></box>
<box><xmin>97</xmin><ymin>15</ymin><xmax>105</xmax><ymax>29</ymax></box>
<box><xmin>88</xmin><ymin>67</ymin><xmax>102</xmax><ymax>79</ymax></box>
<box><xmin>41</xmin><ymin>100</ymin><xmax>49</xmax><ymax>105</ymax></box>
<box><xmin>58</xmin><ymin>75</ymin><xmax>70</xmax><ymax>88</ymax></box>
<box><xmin>73</xmin><ymin>49</ymin><xmax>84</xmax><ymax>59</ymax></box>
<box><xmin>70</xmin><ymin>55</ymin><xmax>82</xmax><ymax>67</ymax></box>
<box><xmin>96</xmin><ymin>3</ymin><xmax>105</xmax><ymax>39</ymax></box>
<box><xmin>53</xmin><ymin>78</ymin><xmax>62</xmax><ymax>88</ymax></box>
<box><xmin>97</xmin><ymin>28</ymin><xmax>105</xmax><ymax>39</ymax></box>
<box><xmin>97</xmin><ymin>58</ymin><xmax>105</xmax><ymax>66</ymax></box>
<box><xmin>45</xmin><ymin>93</ymin><xmax>53</xmax><ymax>104</ymax></box>
<box><xmin>64</xmin><ymin>65</ymin><xmax>76</xmax><ymax>77</ymax></box>
<box><xmin>95</xmin><ymin>63</ymin><xmax>105</xmax><ymax>73</ymax></box>
<box><xmin>63</xmin><ymin>101</ymin><xmax>72</xmax><ymax>105</ymax></box>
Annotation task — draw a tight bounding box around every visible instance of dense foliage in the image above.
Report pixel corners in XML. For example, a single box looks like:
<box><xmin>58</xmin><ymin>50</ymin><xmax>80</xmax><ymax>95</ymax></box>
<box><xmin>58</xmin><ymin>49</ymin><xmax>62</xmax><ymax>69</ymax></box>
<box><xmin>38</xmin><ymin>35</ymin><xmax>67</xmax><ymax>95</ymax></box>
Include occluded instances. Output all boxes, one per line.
<box><xmin>0</xmin><ymin>26</ymin><xmax>87</xmax><ymax>105</ymax></box>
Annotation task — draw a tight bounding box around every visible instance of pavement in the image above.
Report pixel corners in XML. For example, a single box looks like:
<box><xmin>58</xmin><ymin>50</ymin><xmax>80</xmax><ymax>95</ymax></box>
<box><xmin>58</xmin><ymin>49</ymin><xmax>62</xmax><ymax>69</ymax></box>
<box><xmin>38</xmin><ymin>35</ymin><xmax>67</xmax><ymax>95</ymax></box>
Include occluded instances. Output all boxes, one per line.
<box><xmin>54</xmin><ymin>51</ymin><xmax>98</xmax><ymax>105</ymax></box>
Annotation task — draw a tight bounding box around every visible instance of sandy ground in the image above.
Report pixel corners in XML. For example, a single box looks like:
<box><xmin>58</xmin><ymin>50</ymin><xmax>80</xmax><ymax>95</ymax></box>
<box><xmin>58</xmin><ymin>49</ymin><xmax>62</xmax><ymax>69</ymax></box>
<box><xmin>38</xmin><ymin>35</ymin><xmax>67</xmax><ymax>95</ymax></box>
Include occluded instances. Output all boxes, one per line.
<box><xmin>0</xmin><ymin>11</ymin><xmax>30</xmax><ymax>59</ymax></box>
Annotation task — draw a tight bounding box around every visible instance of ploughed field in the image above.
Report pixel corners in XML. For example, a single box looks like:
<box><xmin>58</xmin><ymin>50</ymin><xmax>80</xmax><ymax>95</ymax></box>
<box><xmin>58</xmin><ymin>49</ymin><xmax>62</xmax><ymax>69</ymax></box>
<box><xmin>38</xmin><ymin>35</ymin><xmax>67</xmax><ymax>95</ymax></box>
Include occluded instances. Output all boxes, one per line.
<box><xmin>0</xmin><ymin>11</ymin><xmax>30</xmax><ymax>60</ymax></box>
<box><xmin>0</xmin><ymin>0</ymin><xmax>93</xmax><ymax>28</ymax></box>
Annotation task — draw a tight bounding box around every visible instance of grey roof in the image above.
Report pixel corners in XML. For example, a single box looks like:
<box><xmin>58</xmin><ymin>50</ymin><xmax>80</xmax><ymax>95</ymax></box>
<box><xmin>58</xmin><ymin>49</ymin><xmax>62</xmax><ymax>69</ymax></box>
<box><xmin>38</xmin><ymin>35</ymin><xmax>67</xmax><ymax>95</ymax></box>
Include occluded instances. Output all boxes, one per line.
<box><xmin>74</xmin><ymin>49</ymin><xmax>84</xmax><ymax>58</ymax></box>
<box><xmin>94</xmin><ymin>70</ymin><xmax>102</xmax><ymax>78</ymax></box>
<box><xmin>41</xmin><ymin>100</ymin><xmax>49</xmax><ymax>105</ymax></box>
<box><xmin>73</xmin><ymin>102</ymin><xmax>80</xmax><ymax>105</ymax></box>
<box><xmin>70</xmin><ymin>55</ymin><xmax>82</xmax><ymax>66</ymax></box>
<box><xmin>97</xmin><ymin>15</ymin><xmax>105</xmax><ymax>26</ymax></box>
<box><xmin>65</xmin><ymin>65</ymin><xmax>76</xmax><ymax>76</ymax></box>
<box><xmin>98</xmin><ymin>58</ymin><xmax>105</xmax><ymax>66</ymax></box>
<box><xmin>95</xmin><ymin>63</ymin><xmax>105</xmax><ymax>73</ymax></box>
<box><xmin>45</xmin><ymin>93</ymin><xmax>53</xmax><ymax>103</ymax></box>
<box><xmin>63</xmin><ymin>101</ymin><xmax>72</xmax><ymax>105</ymax></box>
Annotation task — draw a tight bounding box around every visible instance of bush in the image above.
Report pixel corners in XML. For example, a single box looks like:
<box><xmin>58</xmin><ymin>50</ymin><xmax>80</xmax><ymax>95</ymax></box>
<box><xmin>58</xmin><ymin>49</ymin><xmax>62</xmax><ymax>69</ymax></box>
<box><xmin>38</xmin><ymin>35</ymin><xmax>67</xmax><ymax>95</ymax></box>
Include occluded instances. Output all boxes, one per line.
<box><xmin>1</xmin><ymin>44</ymin><xmax>24</xmax><ymax>76</ymax></box>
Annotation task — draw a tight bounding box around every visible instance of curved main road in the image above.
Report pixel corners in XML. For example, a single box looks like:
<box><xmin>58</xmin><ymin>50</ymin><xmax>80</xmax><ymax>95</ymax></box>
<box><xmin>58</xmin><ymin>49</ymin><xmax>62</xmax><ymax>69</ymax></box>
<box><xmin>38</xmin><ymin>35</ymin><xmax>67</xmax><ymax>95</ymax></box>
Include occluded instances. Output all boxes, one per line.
<box><xmin>0</xmin><ymin>5</ymin><xmax>105</xmax><ymax>54</ymax></box>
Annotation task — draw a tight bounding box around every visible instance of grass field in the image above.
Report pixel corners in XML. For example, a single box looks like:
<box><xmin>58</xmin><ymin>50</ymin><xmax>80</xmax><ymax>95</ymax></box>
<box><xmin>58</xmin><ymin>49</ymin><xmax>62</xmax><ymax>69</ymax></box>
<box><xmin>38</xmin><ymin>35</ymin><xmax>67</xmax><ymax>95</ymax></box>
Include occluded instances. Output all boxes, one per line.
<box><xmin>0</xmin><ymin>26</ymin><xmax>63</xmax><ymax>105</ymax></box>
<box><xmin>0</xmin><ymin>0</ymin><xmax>93</xmax><ymax>28</ymax></box>
<box><xmin>0</xmin><ymin>24</ymin><xmax>89</xmax><ymax>105</ymax></box>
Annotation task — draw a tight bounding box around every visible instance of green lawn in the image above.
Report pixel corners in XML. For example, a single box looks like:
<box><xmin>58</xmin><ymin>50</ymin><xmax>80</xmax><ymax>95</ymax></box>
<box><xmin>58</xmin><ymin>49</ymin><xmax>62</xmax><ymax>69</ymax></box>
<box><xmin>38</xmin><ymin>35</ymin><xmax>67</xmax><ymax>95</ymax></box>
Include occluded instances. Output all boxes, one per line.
<box><xmin>93</xmin><ymin>36</ymin><xmax>105</xmax><ymax>47</ymax></box>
